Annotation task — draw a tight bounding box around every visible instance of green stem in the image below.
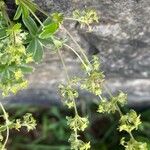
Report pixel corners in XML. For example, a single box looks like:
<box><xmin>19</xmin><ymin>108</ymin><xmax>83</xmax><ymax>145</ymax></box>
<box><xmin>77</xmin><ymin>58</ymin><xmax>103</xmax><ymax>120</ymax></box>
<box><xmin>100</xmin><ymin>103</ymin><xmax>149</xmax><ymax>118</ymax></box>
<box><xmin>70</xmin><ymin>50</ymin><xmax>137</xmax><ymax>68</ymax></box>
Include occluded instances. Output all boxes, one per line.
<box><xmin>34</xmin><ymin>5</ymin><xmax>49</xmax><ymax>17</ymax></box>
<box><xmin>98</xmin><ymin>95</ymin><xmax>103</xmax><ymax>101</ymax></box>
<box><xmin>21</xmin><ymin>2</ymin><xmax>44</xmax><ymax>27</ymax></box>
<box><xmin>116</xmin><ymin>104</ymin><xmax>123</xmax><ymax>116</ymax></box>
<box><xmin>57</xmin><ymin>48</ymin><xmax>70</xmax><ymax>82</ymax></box>
<box><xmin>0</xmin><ymin>102</ymin><xmax>9</xmax><ymax>150</ymax></box>
<box><xmin>73</xmin><ymin>98</ymin><xmax>78</xmax><ymax>116</ymax></box>
<box><xmin>65</xmin><ymin>17</ymin><xmax>84</xmax><ymax>23</ymax></box>
<box><xmin>129</xmin><ymin>132</ymin><xmax>135</xmax><ymax>140</ymax></box>
<box><xmin>57</xmin><ymin>48</ymin><xmax>78</xmax><ymax>116</ymax></box>
<box><xmin>64</xmin><ymin>43</ymin><xmax>88</xmax><ymax>70</ymax></box>
<box><xmin>60</xmin><ymin>25</ymin><xmax>91</xmax><ymax>66</ymax></box>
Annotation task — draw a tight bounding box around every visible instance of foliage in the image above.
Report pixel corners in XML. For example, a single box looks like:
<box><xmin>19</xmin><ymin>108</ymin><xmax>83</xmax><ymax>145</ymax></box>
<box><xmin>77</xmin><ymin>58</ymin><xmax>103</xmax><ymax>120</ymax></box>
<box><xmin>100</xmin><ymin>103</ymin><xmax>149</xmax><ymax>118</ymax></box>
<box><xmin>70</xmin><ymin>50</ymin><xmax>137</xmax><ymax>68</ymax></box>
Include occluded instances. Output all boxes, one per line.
<box><xmin>4</xmin><ymin>106</ymin><xmax>150</xmax><ymax>150</ymax></box>
<box><xmin>0</xmin><ymin>0</ymin><xmax>149</xmax><ymax>149</ymax></box>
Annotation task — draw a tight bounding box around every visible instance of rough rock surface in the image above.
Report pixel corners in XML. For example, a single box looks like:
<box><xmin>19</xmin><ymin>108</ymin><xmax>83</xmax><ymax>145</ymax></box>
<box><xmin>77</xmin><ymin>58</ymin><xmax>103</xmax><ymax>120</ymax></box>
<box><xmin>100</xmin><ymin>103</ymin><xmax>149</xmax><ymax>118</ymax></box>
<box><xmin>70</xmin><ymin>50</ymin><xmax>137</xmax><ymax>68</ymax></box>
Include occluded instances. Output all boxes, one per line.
<box><xmin>2</xmin><ymin>0</ymin><xmax>150</xmax><ymax>108</ymax></box>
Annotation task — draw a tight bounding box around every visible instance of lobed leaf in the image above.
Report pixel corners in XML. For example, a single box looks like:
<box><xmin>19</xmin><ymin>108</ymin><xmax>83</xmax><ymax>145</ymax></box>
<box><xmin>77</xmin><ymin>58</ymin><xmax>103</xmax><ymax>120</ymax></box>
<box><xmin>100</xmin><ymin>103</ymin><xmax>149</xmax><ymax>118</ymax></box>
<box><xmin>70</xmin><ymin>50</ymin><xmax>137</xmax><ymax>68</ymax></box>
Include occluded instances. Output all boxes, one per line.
<box><xmin>27</xmin><ymin>39</ymin><xmax>43</xmax><ymax>62</ymax></box>
<box><xmin>39</xmin><ymin>22</ymin><xmax>59</xmax><ymax>39</ymax></box>
<box><xmin>23</xmin><ymin>16</ymin><xmax>38</xmax><ymax>35</ymax></box>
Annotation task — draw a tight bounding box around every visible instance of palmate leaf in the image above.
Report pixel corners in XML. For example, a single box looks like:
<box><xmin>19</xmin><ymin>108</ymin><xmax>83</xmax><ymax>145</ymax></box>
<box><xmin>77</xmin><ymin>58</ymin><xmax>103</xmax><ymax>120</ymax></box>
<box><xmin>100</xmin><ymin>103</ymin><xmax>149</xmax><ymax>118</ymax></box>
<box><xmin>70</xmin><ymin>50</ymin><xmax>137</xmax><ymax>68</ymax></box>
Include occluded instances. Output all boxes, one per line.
<box><xmin>39</xmin><ymin>22</ymin><xmax>59</xmax><ymax>39</ymax></box>
<box><xmin>14</xmin><ymin>0</ymin><xmax>37</xmax><ymax>19</ymax></box>
<box><xmin>39</xmin><ymin>13</ymin><xmax>63</xmax><ymax>39</ymax></box>
<box><xmin>19</xmin><ymin>65</ymin><xmax>34</xmax><ymax>73</ymax></box>
<box><xmin>14</xmin><ymin>2</ymin><xmax>30</xmax><ymax>18</ymax></box>
<box><xmin>27</xmin><ymin>39</ymin><xmax>43</xmax><ymax>62</ymax></box>
<box><xmin>23</xmin><ymin>16</ymin><xmax>38</xmax><ymax>35</ymax></box>
<box><xmin>21</xmin><ymin>0</ymin><xmax>37</xmax><ymax>13</ymax></box>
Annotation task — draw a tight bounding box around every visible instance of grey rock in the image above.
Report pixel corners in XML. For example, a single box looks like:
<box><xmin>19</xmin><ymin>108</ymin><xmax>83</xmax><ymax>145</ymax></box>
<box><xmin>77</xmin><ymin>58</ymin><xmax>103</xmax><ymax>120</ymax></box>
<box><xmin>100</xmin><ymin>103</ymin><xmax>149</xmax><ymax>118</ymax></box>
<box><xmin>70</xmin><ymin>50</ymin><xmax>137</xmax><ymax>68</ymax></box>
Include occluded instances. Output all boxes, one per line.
<box><xmin>2</xmin><ymin>0</ymin><xmax>150</xmax><ymax>108</ymax></box>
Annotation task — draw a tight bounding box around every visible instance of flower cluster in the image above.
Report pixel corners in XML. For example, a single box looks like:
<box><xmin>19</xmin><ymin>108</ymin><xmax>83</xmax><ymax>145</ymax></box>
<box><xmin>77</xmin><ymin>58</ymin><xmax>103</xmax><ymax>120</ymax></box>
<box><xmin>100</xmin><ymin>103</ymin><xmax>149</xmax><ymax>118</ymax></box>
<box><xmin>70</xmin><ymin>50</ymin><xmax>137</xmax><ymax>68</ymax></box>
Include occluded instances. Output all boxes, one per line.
<box><xmin>121</xmin><ymin>137</ymin><xmax>148</xmax><ymax>150</ymax></box>
<box><xmin>67</xmin><ymin>115</ymin><xmax>90</xmax><ymax>150</ymax></box>
<box><xmin>119</xmin><ymin>110</ymin><xmax>141</xmax><ymax>133</ymax></box>
<box><xmin>97</xmin><ymin>91</ymin><xmax>148</xmax><ymax>149</ymax></box>
<box><xmin>97</xmin><ymin>92</ymin><xmax>127</xmax><ymax>114</ymax></box>
<box><xmin>81</xmin><ymin>56</ymin><xmax>105</xmax><ymax>96</ymax></box>
<box><xmin>69</xmin><ymin>132</ymin><xmax>90</xmax><ymax>150</ymax></box>
<box><xmin>59</xmin><ymin>84</ymin><xmax>79</xmax><ymax>109</ymax></box>
<box><xmin>73</xmin><ymin>9</ymin><xmax>99</xmax><ymax>31</ymax></box>
<box><xmin>0</xmin><ymin>23</ymin><xmax>33</xmax><ymax>96</ymax></box>
<box><xmin>59</xmin><ymin>80</ymin><xmax>90</xmax><ymax>150</ymax></box>
<box><xmin>81</xmin><ymin>71</ymin><xmax>104</xmax><ymax>96</ymax></box>
<box><xmin>0</xmin><ymin>112</ymin><xmax>36</xmax><ymax>149</ymax></box>
<box><xmin>67</xmin><ymin>115</ymin><xmax>89</xmax><ymax>132</ymax></box>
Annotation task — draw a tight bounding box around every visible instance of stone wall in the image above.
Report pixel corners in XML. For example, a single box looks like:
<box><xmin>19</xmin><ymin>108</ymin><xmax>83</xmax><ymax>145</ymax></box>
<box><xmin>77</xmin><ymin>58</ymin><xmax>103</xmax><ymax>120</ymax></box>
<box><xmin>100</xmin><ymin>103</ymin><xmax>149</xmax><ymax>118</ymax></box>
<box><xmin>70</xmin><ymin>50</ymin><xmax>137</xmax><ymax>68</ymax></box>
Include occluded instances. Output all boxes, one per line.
<box><xmin>3</xmin><ymin>0</ymin><xmax>150</xmax><ymax>108</ymax></box>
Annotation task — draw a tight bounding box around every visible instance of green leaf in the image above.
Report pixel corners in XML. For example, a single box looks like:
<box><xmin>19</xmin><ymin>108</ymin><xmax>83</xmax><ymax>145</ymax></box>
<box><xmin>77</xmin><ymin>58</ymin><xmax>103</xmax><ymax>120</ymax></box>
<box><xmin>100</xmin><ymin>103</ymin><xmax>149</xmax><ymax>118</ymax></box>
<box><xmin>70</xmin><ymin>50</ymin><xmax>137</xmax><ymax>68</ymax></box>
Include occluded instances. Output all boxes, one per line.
<box><xmin>13</xmin><ymin>5</ymin><xmax>22</xmax><ymax>20</ymax></box>
<box><xmin>15</xmin><ymin>0</ymin><xmax>19</xmax><ymax>5</ymax></box>
<box><xmin>19</xmin><ymin>65</ymin><xmax>34</xmax><ymax>73</ymax></box>
<box><xmin>39</xmin><ymin>22</ymin><xmax>59</xmax><ymax>39</ymax></box>
<box><xmin>27</xmin><ymin>39</ymin><xmax>43</xmax><ymax>62</ymax></box>
<box><xmin>39</xmin><ymin>38</ymin><xmax>53</xmax><ymax>46</ymax></box>
<box><xmin>0</xmin><ymin>65</ymin><xmax>5</xmax><ymax>73</ymax></box>
<box><xmin>24</xmin><ymin>33</ymin><xmax>33</xmax><ymax>44</ymax></box>
<box><xmin>1</xmin><ymin>69</ymin><xmax>10</xmax><ymax>80</ymax></box>
<box><xmin>21</xmin><ymin>4</ymin><xmax>30</xmax><ymax>18</ymax></box>
<box><xmin>0</xmin><ymin>28</ymin><xmax>7</xmax><ymax>39</ymax></box>
<box><xmin>23</xmin><ymin>16</ymin><xmax>38</xmax><ymax>35</ymax></box>
<box><xmin>22</xmin><ymin>0</ymin><xmax>37</xmax><ymax>13</ymax></box>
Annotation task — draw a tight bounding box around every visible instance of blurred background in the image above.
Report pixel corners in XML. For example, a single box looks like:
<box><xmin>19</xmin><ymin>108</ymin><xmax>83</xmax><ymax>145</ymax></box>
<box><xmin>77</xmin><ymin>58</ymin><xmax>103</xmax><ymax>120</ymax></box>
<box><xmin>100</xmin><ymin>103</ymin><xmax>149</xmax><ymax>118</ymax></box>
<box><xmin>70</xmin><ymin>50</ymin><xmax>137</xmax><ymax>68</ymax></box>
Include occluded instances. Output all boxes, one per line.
<box><xmin>2</xmin><ymin>0</ymin><xmax>150</xmax><ymax>149</ymax></box>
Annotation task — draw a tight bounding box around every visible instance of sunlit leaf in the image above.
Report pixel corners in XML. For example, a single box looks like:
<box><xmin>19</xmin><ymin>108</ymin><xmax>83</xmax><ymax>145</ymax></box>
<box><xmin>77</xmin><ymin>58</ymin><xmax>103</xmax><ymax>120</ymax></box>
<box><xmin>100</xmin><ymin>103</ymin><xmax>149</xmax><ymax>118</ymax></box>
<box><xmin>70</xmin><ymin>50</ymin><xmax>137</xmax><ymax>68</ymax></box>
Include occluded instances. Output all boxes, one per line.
<box><xmin>39</xmin><ymin>22</ymin><xmax>59</xmax><ymax>39</ymax></box>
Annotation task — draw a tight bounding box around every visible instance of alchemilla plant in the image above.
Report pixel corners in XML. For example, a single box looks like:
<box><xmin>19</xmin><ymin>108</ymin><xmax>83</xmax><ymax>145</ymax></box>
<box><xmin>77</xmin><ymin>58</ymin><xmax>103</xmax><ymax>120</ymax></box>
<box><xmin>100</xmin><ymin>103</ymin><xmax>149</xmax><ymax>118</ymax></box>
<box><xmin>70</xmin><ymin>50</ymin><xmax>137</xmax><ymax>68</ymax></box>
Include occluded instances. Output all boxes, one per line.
<box><xmin>0</xmin><ymin>0</ymin><xmax>148</xmax><ymax>149</ymax></box>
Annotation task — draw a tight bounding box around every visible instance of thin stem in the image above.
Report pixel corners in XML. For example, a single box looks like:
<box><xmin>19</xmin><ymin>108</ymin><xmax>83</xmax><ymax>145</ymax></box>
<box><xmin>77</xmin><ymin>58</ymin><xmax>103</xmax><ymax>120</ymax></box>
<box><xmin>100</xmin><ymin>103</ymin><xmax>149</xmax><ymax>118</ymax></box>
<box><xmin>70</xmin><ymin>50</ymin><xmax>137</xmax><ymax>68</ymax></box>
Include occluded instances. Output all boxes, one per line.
<box><xmin>33</xmin><ymin>4</ymin><xmax>138</xmax><ymax>147</ymax></box>
<box><xmin>61</xmin><ymin>25</ymin><xmax>91</xmax><ymax>66</ymax></box>
<box><xmin>57</xmin><ymin>48</ymin><xmax>78</xmax><ymax>116</ymax></box>
<box><xmin>98</xmin><ymin>95</ymin><xmax>103</xmax><ymax>101</ymax></box>
<box><xmin>64</xmin><ymin>43</ymin><xmax>88</xmax><ymax>69</ymax></box>
<box><xmin>22</xmin><ymin>2</ymin><xmax>44</xmax><ymax>27</ymax></box>
<box><xmin>34</xmin><ymin>5</ymin><xmax>49</xmax><ymax>17</ymax></box>
<box><xmin>116</xmin><ymin>104</ymin><xmax>123</xmax><ymax>116</ymax></box>
<box><xmin>28</xmin><ymin>0</ymin><xmax>91</xmax><ymax>68</ymax></box>
<box><xmin>65</xmin><ymin>17</ymin><xmax>83</xmax><ymax>23</ymax></box>
<box><xmin>57</xmin><ymin>48</ymin><xmax>70</xmax><ymax>82</ymax></box>
<box><xmin>30</xmin><ymin>10</ymin><xmax>44</xmax><ymax>27</ymax></box>
<box><xmin>73</xmin><ymin>98</ymin><xmax>78</xmax><ymax>115</ymax></box>
<box><xmin>0</xmin><ymin>102</ymin><xmax>9</xmax><ymax>150</ymax></box>
<box><xmin>129</xmin><ymin>132</ymin><xmax>135</xmax><ymax>140</ymax></box>
<box><xmin>73</xmin><ymin>129</ymin><xmax>78</xmax><ymax>150</ymax></box>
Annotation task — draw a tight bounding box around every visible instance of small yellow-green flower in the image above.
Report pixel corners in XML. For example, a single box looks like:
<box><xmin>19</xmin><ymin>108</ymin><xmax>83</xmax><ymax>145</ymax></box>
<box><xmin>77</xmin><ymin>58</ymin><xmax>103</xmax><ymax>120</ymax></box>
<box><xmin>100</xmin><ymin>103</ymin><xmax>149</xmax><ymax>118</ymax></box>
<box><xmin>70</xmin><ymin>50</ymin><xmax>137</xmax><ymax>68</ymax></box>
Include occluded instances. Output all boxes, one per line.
<box><xmin>67</xmin><ymin>115</ymin><xmax>89</xmax><ymax>131</ymax></box>
<box><xmin>14</xmin><ymin>70</ymin><xmax>23</xmax><ymax>80</ymax></box>
<box><xmin>119</xmin><ymin>110</ymin><xmax>141</xmax><ymax>133</ymax></box>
